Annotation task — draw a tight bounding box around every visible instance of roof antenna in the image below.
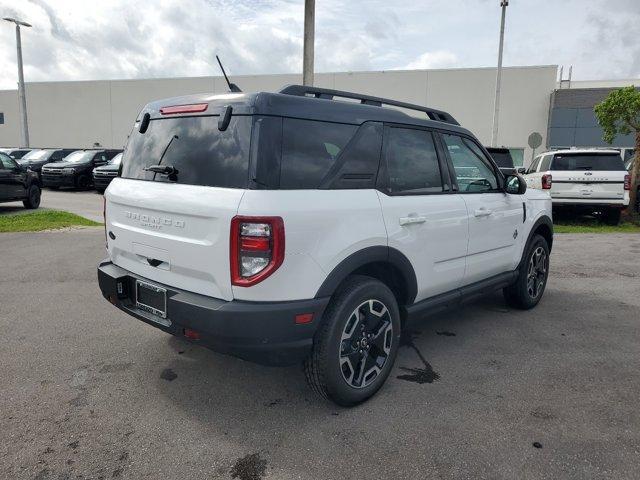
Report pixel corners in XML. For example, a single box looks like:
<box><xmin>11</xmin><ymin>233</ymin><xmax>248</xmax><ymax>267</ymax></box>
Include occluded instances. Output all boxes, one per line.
<box><xmin>216</xmin><ymin>55</ymin><xmax>242</xmax><ymax>93</ymax></box>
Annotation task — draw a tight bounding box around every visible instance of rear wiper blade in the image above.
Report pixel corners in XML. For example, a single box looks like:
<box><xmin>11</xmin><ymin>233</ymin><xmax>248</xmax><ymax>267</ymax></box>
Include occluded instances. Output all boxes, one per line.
<box><xmin>575</xmin><ymin>166</ymin><xmax>593</xmax><ymax>170</ymax></box>
<box><xmin>148</xmin><ymin>134</ymin><xmax>179</xmax><ymax>180</ymax></box>
<box><xmin>144</xmin><ymin>165</ymin><xmax>178</xmax><ymax>175</ymax></box>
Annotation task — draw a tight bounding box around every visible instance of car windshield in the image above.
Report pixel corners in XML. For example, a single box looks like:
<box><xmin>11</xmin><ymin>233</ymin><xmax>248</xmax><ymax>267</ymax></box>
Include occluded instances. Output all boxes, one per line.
<box><xmin>551</xmin><ymin>153</ymin><xmax>626</xmax><ymax>171</ymax></box>
<box><xmin>65</xmin><ymin>151</ymin><xmax>94</xmax><ymax>163</ymax></box>
<box><xmin>109</xmin><ymin>153</ymin><xmax>123</xmax><ymax>165</ymax></box>
<box><xmin>19</xmin><ymin>150</ymin><xmax>52</xmax><ymax>162</ymax></box>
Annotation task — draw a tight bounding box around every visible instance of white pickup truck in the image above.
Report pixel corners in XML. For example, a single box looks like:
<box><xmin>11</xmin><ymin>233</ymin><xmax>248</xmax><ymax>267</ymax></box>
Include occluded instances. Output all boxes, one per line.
<box><xmin>524</xmin><ymin>149</ymin><xmax>630</xmax><ymax>224</ymax></box>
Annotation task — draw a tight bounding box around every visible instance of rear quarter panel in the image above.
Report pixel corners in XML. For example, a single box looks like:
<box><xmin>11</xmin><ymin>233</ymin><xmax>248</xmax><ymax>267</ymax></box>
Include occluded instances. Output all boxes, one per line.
<box><xmin>234</xmin><ymin>190</ymin><xmax>387</xmax><ymax>302</ymax></box>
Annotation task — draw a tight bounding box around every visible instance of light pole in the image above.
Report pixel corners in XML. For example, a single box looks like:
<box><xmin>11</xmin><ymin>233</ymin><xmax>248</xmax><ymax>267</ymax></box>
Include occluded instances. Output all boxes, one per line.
<box><xmin>3</xmin><ymin>17</ymin><xmax>31</xmax><ymax>148</ymax></box>
<box><xmin>491</xmin><ymin>0</ymin><xmax>508</xmax><ymax>147</ymax></box>
<box><xmin>303</xmin><ymin>0</ymin><xmax>315</xmax><ymax>86</ymax></box>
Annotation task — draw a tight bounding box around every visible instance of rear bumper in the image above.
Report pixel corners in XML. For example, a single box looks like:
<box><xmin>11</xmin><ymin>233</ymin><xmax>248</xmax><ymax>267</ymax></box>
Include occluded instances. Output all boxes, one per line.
<box><xmin>551</xmin><ymin>197</ymin><xmax>629</xmax><ymax>207</ymax></box>
<box><xmin>97</xmin><ymin>260</ymin><xmax>330</xmax><ymax>366</ymax></box>
<box><xmin>42</xmin><ymin>174</ymin><xmax>75</xmax><ymax>187</ymax></box>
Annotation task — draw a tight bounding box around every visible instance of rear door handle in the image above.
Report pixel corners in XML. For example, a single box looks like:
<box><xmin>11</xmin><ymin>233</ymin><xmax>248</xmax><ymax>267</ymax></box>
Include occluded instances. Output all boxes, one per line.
<box><xmin>474</xmin><ymin>208</ymin><xmax>493</xmax><ymax>217</ymax></box>
<box><xmin>399</xmin><ymin>216</ymin><xmax>427</xmax><ymax>226</ymax></box>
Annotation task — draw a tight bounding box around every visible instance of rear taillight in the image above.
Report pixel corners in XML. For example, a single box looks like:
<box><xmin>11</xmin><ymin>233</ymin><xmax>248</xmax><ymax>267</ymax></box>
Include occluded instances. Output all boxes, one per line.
<box><xmin>542</xmin><ymin>174</ymin><xmax>552</xmax><ymax>190</ymax></box>
<box><xmin>624</xmin><ymin>174</ymin><xmax>631</xmax><ymax>191</ymax></box>
<box><xmin>230</xmin><ymin>216</ymin><xmax>284</xmax><ymax>287</ymax></box>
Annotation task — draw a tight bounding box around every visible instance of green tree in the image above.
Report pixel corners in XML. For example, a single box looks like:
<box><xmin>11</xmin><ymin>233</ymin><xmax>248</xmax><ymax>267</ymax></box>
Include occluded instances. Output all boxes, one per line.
<box><xmin>594</xmin><ymin>86</ymin><xmax>640</xmax><ymax>219</ymax></box>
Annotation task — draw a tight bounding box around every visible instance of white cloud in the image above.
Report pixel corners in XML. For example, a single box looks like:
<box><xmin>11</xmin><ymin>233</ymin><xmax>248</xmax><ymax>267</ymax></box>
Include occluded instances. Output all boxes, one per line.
<box><xmin>402</xmin><ymin>51</ymin><xmax>459</xmax><ymax>70</ymax></box>
<box><xmin>0</xmin><ymin>0</ymin><xmax>638</xmax><ymax>90</ymax></box>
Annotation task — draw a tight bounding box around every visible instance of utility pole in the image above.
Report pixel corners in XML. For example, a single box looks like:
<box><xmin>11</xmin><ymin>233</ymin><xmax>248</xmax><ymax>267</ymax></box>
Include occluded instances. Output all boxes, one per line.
<box><xmin>3</xmin><ymin>17</ymin><xmax>32</xmax><ymax>148</ymax></box>
<box><xmin>491</xmin><ymin>0</ymin><xmax>508</xmax><ymax>147</ymax></box>
<box><xmin>303</xmin><ymin>0</ymin><xmax>315</xmax><ymax>86</ymax></box>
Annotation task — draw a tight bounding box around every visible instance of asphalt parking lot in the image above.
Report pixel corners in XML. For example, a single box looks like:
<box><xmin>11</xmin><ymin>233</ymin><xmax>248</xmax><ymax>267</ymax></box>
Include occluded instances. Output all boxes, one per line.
<box><xmin>1</xmin><ymin>227</ymin><xmax>640</xmax><ymax>479</ymax></box>
<box><xmin>0</xmin><ymin>189</ymin><xmax>103</xmax><ymax>222</ymax></box>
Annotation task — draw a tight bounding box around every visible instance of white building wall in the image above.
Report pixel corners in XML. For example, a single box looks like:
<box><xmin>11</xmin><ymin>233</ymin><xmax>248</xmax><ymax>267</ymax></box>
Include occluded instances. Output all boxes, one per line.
<box><xmin>0</xmin><ymin>65</ymin><xmax>557</xmax><ymax>163</ymax></box>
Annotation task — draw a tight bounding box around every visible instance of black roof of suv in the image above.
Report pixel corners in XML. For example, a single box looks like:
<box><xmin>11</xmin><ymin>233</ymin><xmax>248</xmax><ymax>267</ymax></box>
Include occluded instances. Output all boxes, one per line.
<box><xmin>123</xmin><ymin>85</ymin><xmax>498</xmax><ymax>192</ymax></box>
<box><xmin>140</xmin><ymin>85</ymin><xmax>469</xmax><ymax>134</ymax></box>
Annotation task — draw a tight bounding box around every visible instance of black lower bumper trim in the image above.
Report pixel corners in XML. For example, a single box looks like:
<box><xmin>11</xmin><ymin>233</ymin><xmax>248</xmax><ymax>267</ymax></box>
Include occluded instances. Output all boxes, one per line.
<box><xmin>97</xmin><ymin>260</ymin><xmax>330</xmax><ymax>366</ymax></box>
<box><xmin>93</xmin><ymin>179</ymin><xmax>113</xmax><ymax>189</ymax></box>
<box><xmin>42</xmin><ymin>176</ymin><xmax>76</xmax><ymax>187</ymax></box>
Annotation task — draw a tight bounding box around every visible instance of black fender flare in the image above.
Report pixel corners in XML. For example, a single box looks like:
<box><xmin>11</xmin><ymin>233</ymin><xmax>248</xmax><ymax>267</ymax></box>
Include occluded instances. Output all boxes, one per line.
<box><xmin>314</xmin><ymin>246</ymin><xmax>418</xmax><ymax>304</ymax></box>
<box><xmin>526</xmin><ymin>215</ymin><xmax>554</xmax><ymax>253</ymax></box>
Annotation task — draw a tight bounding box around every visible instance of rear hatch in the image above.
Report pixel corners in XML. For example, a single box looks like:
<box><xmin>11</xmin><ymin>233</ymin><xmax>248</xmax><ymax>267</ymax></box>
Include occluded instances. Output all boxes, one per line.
<box><xmin>105</xmin><ymin>104</ymin><xmax>253</xmax><ymax>301</ymax></box>
<box><xmin>548</xmin><ymin>152</ymin><xmax>627</xmax><ymax>201</ymax></box>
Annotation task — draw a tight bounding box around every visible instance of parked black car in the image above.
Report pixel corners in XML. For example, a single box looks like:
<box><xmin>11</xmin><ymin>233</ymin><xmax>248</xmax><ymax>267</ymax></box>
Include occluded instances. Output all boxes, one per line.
<box><xmin>0</xmin><ymin>148</ymin><xmax>33</xmax><ymax>160</ymax></box>
<box><xmin>486</xmin><ymin>147</ymin><xmax>526</xmax><ymax>175</ymax></box>
<box><xmin>0</xmin><ymin>151</ymin><xmax>41</xmax><ymax>209</ymax></box>
<box><xmin>92</xmin><ymin>152</ymin><xmax>123</xmax><ymax>192</ymax></box>
<box><xmin>41</xmin><ymin>149</ymin><xmax>122</xmax><ymax>189</ymax></box>
<box><xmin>17</xmin><ymin>148</ymin><xmax>80</xmax><ymax>180</ymax></box>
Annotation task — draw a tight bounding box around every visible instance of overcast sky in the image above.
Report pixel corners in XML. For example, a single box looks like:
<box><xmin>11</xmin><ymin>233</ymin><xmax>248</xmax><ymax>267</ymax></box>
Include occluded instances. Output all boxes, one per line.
<box><xmin>0</xmin><ymin>0</ymin><xmax>638</xmax><ymax>90</ymax></box>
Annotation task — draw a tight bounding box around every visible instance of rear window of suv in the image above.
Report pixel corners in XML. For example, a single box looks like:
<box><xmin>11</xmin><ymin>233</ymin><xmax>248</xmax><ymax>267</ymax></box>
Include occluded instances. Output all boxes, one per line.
<box><xmin>121</xmin><ymin>116</ymin><xmax>251</xmax><ymax>188</ymax></box>
<box><xmin>551</xmin><ymin>153</ymin><xmax>626</xmax><ymax>171</ymax></box>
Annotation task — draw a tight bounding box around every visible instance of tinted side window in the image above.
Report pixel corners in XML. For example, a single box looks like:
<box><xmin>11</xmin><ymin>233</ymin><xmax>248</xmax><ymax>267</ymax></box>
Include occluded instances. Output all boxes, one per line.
<box><xmin>442</xmin><ymin>134</ymin><xmax>498</xmax><ymax>192</ymax></box>
<box><xmin>320</xmin><ymin>122</ymin><xmax>383</xmax><ymax>189</ymax></box>
<box><xmin>540</xmin><ymin>155</ymin><xmax>552</xmax><ymax>171</ymax></box>
<box><xmin>280</xmin><ymin>119</ymin><xmax>357</xmax><ymax>189</ymax></box>
<box><xmin>385</xmin><ymin>127</ymin><xmax>442</xmax><ymax>194</ymax></box>
<box><xmin>528</xmin><ymin>157</ymin><xmax>541</xmax><ymax>173</ymax></box>
<box><xmin>0</xmin><ymin>152</ymin><xmax>13</xmax><ymax>169</ymax></box>
<box><xmin>0</xmin><ymin>153</ymin><xmax>18</xmax><ymax>169</ymax></box>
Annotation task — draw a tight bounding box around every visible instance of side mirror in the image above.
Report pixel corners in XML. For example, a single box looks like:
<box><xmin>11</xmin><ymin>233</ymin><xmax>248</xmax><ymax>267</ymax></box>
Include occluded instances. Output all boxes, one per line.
<box><xmin>505</xmin><ymin>174</ymin><xmax>527</xmax><ymax>195</ymax></box>
<box><xmin>517</xmin><ymin>167</ymin><xmax>526</xmax><ymax>174</ymax></box>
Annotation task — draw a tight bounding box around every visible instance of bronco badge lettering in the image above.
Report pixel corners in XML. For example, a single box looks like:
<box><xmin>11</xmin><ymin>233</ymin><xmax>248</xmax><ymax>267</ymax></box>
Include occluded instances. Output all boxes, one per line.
<box><xmin>124</xmin><ymin>211</ymin><xmax>185</xmax><ymax>229</ymax></box>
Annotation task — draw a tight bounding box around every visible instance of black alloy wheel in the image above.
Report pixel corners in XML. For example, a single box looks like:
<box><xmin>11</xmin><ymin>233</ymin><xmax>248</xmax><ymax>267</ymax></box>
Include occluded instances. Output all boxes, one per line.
<box><xmin>526</xmin><ymin>245</ymin><xmax>548</xmax><ymax>300</ymax></box>
<box><xmin>339</xmin><ymin>299</ymin><xmax>394</xmax><ymax>389</ymax></box>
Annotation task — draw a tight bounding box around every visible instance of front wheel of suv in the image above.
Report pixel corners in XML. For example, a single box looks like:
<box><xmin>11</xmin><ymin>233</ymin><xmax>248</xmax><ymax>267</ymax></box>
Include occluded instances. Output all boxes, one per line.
<box><xmin>23</xmin><ymin>184</ymin><xmax>41</xmax><ymax>209</ymax></box>
<box><xmin>503</xmin><ymin>234</ymin><xmax>550</xmax><ymax>310</ymax></box>
<box><xmin>304</xmin><ymin>275</ymin><xmax>401</xmax><ymax>406</ymax></box>
<box><xmin>76</xmin><ymin>175</ymin><xmax>90</xmax><ymax>190</ymax></box>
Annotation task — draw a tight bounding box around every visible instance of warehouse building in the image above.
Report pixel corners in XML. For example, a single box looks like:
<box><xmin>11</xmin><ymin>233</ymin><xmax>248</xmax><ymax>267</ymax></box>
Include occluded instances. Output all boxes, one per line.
<box><xmin>0</xmin><ymin>65</ymin><xmax>635</xmax><ymax>166</ymax></box>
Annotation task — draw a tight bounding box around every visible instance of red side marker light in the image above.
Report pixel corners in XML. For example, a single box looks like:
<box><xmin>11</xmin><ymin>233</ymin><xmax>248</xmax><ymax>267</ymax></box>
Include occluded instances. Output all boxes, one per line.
<box><xmin>295</xmin><ymin>313</ymin><xmax>314</xmax><ymax>325</ymax></box>
<box><xmin>160</xmin><ymin>103</ymin><xmax>208</xmax><ymax>115</ymax></box>
<box><xmin>184</xmin><ymin>328</ymin><xmax>201</xmax><ymax>340</ymax></box>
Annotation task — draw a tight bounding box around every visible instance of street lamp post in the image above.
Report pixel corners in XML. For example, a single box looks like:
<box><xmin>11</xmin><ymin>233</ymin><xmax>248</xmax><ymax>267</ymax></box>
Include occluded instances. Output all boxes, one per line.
<box><xmin>3</xmin><ymin>17</ymin><xmax>32</xmax><ymax>148</ymax></box>
<box><xmin>303</xmin><ymin>0</ymin><xmax>315</xmax><ymax>86</ymax></box>
<box><xmin>491</xmin><ymin>0</ymin><xmax>508</xmax><ymax>147</ymax></box>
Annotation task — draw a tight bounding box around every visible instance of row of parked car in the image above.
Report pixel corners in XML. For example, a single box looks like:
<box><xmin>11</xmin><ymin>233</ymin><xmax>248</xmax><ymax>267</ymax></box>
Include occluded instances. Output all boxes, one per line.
<box><xmin>0</xmin><ymin>147</ymin><xmax>123</xmax><ymax>193</ymax></box>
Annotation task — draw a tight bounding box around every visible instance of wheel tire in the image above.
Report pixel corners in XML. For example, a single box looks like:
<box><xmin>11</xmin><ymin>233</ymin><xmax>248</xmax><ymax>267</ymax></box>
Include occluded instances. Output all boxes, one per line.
<box><xmin>76</xmin><ymin>175</ymin><xmax>90</xmax><ymax>190</ymax></box>
<box><xmin>602</xmin><ymin>208</ymin><xmax>621</xmax><ymax>226</ymax></box>
<box><xmin>304</xmin><ymin>275</ymin><xmax>401</xmax><ymax>406</ymax></box>
<box><xmin>23</xmin><ymin>184</ymin><xmax>41</xmax><ymax>209</ymax></box>
<box><xmin>503</xmin><ymin>234</ymin><xmax>550</xmax><ymax>310</ymax></box>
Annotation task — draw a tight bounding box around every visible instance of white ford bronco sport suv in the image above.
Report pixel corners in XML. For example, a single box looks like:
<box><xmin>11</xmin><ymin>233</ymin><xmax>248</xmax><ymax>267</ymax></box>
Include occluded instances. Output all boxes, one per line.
<box><xmin>98</xmin><ymin>85</ymin><xmax>553</xmax><ymax>405</ymax></box>
<box><xmin>524</xmin><ymin>148</ymin><xmax>630</xmax><ymax>225</ymax></box>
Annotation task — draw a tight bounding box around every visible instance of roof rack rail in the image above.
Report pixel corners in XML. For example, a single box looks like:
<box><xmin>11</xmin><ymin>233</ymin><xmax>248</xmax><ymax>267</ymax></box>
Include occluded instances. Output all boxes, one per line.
<box><xmin>279</xmin><ymin>85</ymin><xmax>459</xmax><ymax>125</ymax></box>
